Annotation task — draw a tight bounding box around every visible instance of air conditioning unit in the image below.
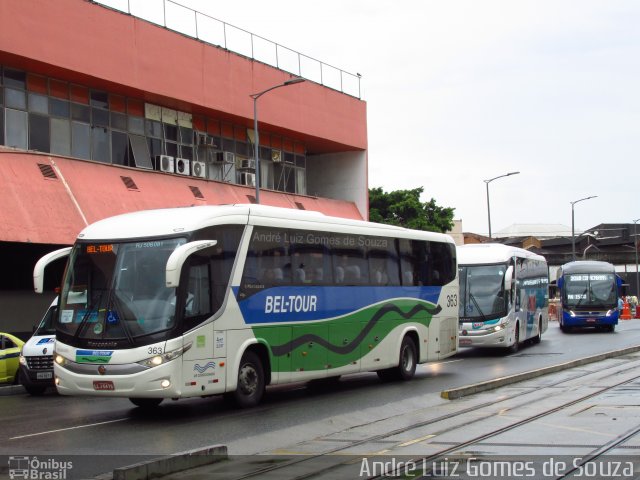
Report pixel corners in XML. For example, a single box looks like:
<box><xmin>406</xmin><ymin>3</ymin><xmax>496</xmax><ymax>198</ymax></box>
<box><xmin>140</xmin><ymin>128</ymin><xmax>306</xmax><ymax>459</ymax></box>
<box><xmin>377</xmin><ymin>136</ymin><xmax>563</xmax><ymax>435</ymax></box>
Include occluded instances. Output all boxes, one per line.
<box><xmin>271</xmin><ymin>149</ymin><xmax>282</xmax><ymax>163</ymax></box>
<box><xmin>154</xmin><ymin>155</ymin><xmax>174</xmax><ymax>173</ymax></box>
<box><xmin>239</xmin><ymin>172</ymin><xmax>255</xmax><ymax>186</ymax></box>
<box><xmin>238</xmin><ymin>159</ymin><xmax>255</xmax><ymax>170</ymax></box>
<box><xmin>175</xmin><ymin>158</ymin><xmax>190</xmax><ymax>176</ymax></box>
<box><xmin>224</xmin><ymin>151</ymin><xmax>235</xmax><ymax>164</ymax></box>
<box><xmin>191</xmin><ymin>160</ymin><xmax>207</xmax><ymax>178</ymax></box>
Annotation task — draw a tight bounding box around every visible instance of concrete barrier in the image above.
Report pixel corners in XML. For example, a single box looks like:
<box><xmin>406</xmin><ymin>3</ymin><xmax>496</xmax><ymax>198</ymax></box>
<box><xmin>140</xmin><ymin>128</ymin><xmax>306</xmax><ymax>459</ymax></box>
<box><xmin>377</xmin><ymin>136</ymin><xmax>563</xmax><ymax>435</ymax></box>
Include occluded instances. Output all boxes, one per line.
<box><xmin>441</xmin><ymin>344</ymin><xmax>640</xmax><ymax>400</ymax></box>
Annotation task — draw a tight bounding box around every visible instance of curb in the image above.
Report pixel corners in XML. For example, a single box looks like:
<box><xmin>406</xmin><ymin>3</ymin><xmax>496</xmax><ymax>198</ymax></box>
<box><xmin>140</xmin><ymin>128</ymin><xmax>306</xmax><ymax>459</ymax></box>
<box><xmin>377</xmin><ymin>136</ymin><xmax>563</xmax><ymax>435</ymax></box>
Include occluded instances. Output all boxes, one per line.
<box><xmin>95</xmin><ymin>444</ymin><xmax>228</xmax><ymax>480</ymax></box>
<box><xmin>441</xmin><ymin>344</ymin><xmax>640</xmax><ymax>400</ymax></box>
<box><xmin>0</xmin><ymin>385</ymin><xmax>25</xmax><ymax>396</ymax></box>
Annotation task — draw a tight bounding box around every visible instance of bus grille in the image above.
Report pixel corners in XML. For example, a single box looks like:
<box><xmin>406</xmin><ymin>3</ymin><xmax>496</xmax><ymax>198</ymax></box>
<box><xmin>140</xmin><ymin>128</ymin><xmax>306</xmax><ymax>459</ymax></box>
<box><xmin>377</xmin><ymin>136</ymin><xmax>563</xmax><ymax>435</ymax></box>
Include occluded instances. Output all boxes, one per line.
<box><xmin>26</xmin><ymin>355</ymin><xmax>53</xmax><ymax>370</ymax></box>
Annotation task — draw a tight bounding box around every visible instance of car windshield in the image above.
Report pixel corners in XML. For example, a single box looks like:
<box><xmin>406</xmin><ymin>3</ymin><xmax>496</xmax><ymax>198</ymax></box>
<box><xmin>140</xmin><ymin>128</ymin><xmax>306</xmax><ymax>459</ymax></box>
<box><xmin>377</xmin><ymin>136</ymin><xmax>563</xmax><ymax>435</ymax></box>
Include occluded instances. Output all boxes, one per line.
<box><xmin>459</xmin><ymin>263</ymin><xmax>507</xmax><ymax>320</ymax></box>
<box><xmin>57</xmin><ymin>238</ymin><xmax>186</xmax><ymax>342</ymax></box>
<box><xmin>34</xmin><ymin>303</ymin><xmax>57</xmax><ymax>336</ymax></box>
<box><xmin>564</xmin><ymin>273</ymin><xmax>616</xmax><ymax>308</ymax></box>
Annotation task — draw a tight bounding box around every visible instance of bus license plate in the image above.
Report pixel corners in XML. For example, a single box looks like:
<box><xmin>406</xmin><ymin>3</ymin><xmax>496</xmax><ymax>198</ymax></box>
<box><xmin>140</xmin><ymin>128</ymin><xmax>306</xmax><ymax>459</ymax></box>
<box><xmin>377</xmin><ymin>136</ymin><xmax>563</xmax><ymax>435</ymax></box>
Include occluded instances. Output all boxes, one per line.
<box><xmin>459</xmin><ymin>338</ymin><xmax>472</xmax><ymax>346</ymax></box>
<box><xmin>93</xmin><ymin>380</ymin><xmax>115</xmax><ymax>391</ymax></box>
<box><xmin>586</xmin><ymin>318</ymin><xmax>596</xmax><ymax>323</ymax></box>
<box><xmin>36</xmin><ymin>371</ymin><xmax>53</xmax><ymax>380</ymax></box>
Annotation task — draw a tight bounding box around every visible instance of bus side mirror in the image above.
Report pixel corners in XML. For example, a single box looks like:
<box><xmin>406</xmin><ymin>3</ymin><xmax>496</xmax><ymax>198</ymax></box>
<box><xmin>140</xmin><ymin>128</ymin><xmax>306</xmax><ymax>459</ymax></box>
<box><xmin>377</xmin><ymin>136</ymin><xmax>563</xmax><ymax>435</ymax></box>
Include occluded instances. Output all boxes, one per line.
<box><xmin>557</xmin><ymin>277</ymin><xmax>564</xmax><ymax>290</ymax></box>
<box><xmin>33</xmin><ymin>247</ymin><xmax>72</xmax><ymax>294</ymax></box>
<box><xmin>504</xmin><ymin>266</ymin><xmax>514</xmax><ymax>291</ymax></box>
<box><xmin>166</xmin><ymin>240</ymin><xmax>217</xmax><ymax>288</ymax></box>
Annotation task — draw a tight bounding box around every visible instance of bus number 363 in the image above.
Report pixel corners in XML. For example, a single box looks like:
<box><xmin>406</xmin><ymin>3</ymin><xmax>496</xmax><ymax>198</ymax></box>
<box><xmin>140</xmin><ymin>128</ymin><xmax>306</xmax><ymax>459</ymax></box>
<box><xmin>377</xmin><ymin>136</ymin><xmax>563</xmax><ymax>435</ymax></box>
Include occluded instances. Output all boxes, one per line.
<box><xmin>447</xmin><ymin>294</ymin><xmax>458</xmax><ymax>307</ymax></box>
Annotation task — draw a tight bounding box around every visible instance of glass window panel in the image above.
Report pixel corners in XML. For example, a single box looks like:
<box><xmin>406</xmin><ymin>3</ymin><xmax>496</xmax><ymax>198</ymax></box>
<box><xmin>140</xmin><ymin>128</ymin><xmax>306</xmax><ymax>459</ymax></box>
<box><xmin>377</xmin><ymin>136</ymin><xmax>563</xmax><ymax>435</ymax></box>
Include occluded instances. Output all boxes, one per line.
<box><xmin>295</xmin><ymin>155</ymin><xmax>305</xmax><ymax>167</ymax></box>
<box><xmin>111</xmin><ymin>130</ymin><xmax>129</xmax><ymax>166</ymax></box>
<box><xmin>90</xmin><ymin>90</ymin><xmax>108</xmax><ymax>109</ymax></box>
<box><xmin>130</xmin><ymin>134</ymin><xmax>152</xmax><ymax>169</ymax></box>
<box><xmin>5</xmin><ymin>108</ymin><xmax>28</xmax><ymax>149</ymax></box>
<box><xmin>128</xmin><ymin>115</ymin><xmax>144</xmax><ymax>135</ymax></box>
<box><xmin>179</xmin><ymin>145</ymin><xmax>193</xmax><ymax>160</ymax></box>
<box><xmin>163</xmin><ymin>123</ymin><xmax>177</xmax><ymax>141</ymax></box>
<box><xmin>28</xmin><ymin>113</ymin><xmax>50</xmax><ymax>152</ymax></box>
<box><xmin>91</xmin><ymin>108</ymin><xmax>109</xmax><ymax>127</ymax></box>
<box><xmin>28</xmin><ymin>92</ymin><xmax>48</xmax><ymax>114</ymax></box>
<box><xmin>145</xmin><ymin>119</ymin><xmax>162</xmax><ymax>137</ymax></box>
<box><xmin>164</xmin><ymin>141</ymin><xmax>177</xmax><ymax>157</ymax></box>
<box><xmin>110</xmin><ymin>111</ymin><xmax>127</xmax><ymax>131</ymax></box>
<box><xmin>222</xmin><ymin>137</ymin><xmax>234</xmax><ymax>151</ymax></box>
<box><xmin>178</xmin><ymin>126</ymin><xmax>192</xmax><ymax>144</ymax></box>
<box><xmin>71</xmin><ymin>121</ymin><xmax>90</xmax><ymax>159</ymax></box>
<box><xmin>71</xmin><ymin>103</ymin><xmax>90</xmax><ymax>122</ymax></box>
<box><xmin>91</xmin><ymin>126</ymin><xmax>110</xmax><ymax>163</ymax></box>
<box><xmin>0</xmin><ymin>107</ymin><xmax>4</xmax><ymax>145</ymax></box>
<box><xmin>5</xmin><ymin>88</ymin><xmax>26</xmax><ymax>110</ymax></box>
<box><xmin>0</xmin><ymin>86</ymin><xmax>3</xmax><ymax>107</ymax></box>
<box><xmin>148</xmin><ymin>137</ymin><xmax>162</xmax><ymax>159</ymax></box>
<box><xmin>3</xmin><ymin>68</ymin><xmax>26</xmax><ymax>89</ymax></box>
<box><xmin>50</xmin><ymin>98</ymin><xmax>69</xmax><ymax>118</ymax></box>
<box><xmin>296</xmin><ymin>168</ymin><xmax>306</xmax><ymax>195</ymax></box>
<box><xmin>50</xmin><ymin>118</ymin><xmax>71</xmax><ymax>156</ymax></box>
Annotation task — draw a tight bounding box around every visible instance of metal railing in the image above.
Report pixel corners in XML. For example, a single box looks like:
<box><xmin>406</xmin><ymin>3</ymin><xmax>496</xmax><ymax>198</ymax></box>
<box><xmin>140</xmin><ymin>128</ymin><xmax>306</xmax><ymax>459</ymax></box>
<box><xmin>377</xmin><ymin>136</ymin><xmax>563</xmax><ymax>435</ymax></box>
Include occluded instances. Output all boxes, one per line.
<box><xmin>91</xmin><ymin>0</ymin><xmax>362</xmax><ymax>99</ymax></box>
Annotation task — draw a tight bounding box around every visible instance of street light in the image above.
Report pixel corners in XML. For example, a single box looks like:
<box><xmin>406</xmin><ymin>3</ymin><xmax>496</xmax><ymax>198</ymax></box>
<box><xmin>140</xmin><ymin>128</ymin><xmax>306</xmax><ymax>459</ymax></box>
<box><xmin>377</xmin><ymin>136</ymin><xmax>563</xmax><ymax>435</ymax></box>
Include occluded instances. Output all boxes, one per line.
<box><xmin>250</xmin><ymin>77</ymin><xmax>305</xmax><ymax>204</ymax></box>
<box><xmin>634</xmin><ymin>218</ymin><xmax>640</xmax><ymax>298</ymax></box>
<box><xmin>483</xmin><ymin>171</ymin><xmax>520</xmax><ymax>239</ymax></box>
<box><xmin>570</xmin><ymin>195</ymin><xmax>597</xmax><ymax>261</ymax></box>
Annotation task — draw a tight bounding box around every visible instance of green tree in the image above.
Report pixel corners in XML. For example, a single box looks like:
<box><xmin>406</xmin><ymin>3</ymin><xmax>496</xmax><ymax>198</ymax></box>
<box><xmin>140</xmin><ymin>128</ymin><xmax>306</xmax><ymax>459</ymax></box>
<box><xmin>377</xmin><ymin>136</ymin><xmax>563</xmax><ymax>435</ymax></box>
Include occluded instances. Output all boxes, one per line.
<box><xmin>369</xmin><ymin>187</ymin><xmax>455</xmax><ymax>233</ymax></box>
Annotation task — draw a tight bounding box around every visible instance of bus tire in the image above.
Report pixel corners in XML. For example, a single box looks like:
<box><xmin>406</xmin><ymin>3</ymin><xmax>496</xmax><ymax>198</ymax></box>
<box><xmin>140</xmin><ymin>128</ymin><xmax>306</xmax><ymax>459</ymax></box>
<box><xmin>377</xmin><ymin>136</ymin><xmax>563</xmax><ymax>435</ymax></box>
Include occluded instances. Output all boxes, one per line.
<box><xmin>608</xmin><ymin>324</ymin><xmax>616</xmax><ymax>332</ymax></box>
<box><xmin>129</xmin><ymin>398</ymin><xmax>163</xmax><ymax>408</ymax></box>
<box><xmin>508</xmin><ymin>323</ymin><xmax>520</xmax><ymax>353</ymax></box>
<box><xmin>377</xmin><ymin>336</ymin><xmax>417</xmax><ymax>382</ymax></box>
<box><xmin>232</xmin><ymin>350</ymin><xmax>265</xmax><ymax>408</ymax></box>
<box><xmin>532</xmin><ymin>317</ymin><xmax>542</xmax><ymax>344</ymax></box>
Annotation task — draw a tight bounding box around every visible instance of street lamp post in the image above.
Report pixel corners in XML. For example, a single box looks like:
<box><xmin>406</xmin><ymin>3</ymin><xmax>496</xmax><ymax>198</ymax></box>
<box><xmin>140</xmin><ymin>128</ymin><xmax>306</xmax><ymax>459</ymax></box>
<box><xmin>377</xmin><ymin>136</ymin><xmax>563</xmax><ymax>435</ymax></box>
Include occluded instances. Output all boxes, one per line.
<box><xmin>570</xmin><ymin>195</ymin><xmax>597</xmax><ymax>261</ymax></box>
<box><xmin>483</xmin><ymin>171</ymin><xmax>520</xmax><ymax>239</ymax></box>
<box><xmin>250</xmin><ymin>77</ymin><xmax>305</xmax><ymax>204</ymax></box>
<box><xmin>634</xmin><ymin>218</ymin><xmax>640</xmax><ymax>299</ymax></box>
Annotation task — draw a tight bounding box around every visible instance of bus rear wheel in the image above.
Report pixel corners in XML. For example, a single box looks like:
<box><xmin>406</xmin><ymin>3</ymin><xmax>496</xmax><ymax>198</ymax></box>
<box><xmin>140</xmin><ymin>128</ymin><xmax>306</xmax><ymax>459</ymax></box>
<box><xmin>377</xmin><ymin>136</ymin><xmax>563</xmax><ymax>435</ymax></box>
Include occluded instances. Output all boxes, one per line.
<box><xmin>377</xmin><ymin>336</ymin><xmax>417</xmax><ymax>382</ymax></box>
<box><xmin>231</xmin><ymin>350</ymin><xmax>265</xmax><ymax>408</ymax></box>
<box><xmin>532</xmin><ymin>317</ymin><xmax>542</xmax><ymax>344</ymax></box>
<box><xmin>129</xmin><ymin>398</ymin><xmax>163</xmax><ymax>408</ymax></box>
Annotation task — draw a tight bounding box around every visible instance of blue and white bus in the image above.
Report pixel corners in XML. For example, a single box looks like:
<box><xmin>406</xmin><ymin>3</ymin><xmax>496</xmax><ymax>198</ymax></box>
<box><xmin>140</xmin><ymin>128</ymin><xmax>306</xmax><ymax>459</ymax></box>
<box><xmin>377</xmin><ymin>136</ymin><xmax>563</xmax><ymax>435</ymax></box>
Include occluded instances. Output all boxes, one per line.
<box><xmin>34</xmin><ymin>205</ymin><xmax>458</xmax><ymax>408</ymax></box>
<box><xmin>556</xmin><ymin>260</ymin><xmax>621</xmax><ymax>333</ymax></box>
<box><xmin>458</xmin><ymin>244</ymin><xmax>549</xmax><ymax>352</ymax></box>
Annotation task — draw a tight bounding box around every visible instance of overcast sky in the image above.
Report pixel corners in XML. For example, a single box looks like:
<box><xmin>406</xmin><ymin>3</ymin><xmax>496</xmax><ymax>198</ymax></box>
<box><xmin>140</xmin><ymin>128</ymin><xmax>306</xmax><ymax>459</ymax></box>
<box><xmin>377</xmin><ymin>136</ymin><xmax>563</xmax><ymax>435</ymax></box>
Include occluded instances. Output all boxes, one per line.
<box><xmin>104</xmin><ymin>0</ymin><xmax>640</xmax><ymax>235</ymax></box>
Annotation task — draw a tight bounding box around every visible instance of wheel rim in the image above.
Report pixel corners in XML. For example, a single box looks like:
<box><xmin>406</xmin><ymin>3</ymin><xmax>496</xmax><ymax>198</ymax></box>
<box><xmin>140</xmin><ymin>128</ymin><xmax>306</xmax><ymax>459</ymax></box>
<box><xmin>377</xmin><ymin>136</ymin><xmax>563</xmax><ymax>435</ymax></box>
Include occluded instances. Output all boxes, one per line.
<box><xmin>401</xmin><ymin>344</ymin><xmax>415</xmax><ymax>372</ymax></box>
<box><xmin>238</xmin><ymin>363</ymin><xmax>258</xmax><ymax>395</ymax></box>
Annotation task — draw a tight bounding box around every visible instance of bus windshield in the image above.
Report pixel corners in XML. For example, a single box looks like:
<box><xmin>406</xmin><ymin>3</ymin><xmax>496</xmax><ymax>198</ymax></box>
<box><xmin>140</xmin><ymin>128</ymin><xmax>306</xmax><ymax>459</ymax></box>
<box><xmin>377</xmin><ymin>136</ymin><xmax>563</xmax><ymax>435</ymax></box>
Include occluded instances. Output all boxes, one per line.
<box><xmin>564</xmin><ymin>273</ymin><xmax>616</xmax><ymax>309</ymax></box>
<box><xmin>459</xmin><ymin>264</ymin><xmax>507</xmax><ymax>321</ymax></box>
<box><xmin>57</xmin><ymin>238</ymin><xmax>186</xmax><ymax>342</ymax></box>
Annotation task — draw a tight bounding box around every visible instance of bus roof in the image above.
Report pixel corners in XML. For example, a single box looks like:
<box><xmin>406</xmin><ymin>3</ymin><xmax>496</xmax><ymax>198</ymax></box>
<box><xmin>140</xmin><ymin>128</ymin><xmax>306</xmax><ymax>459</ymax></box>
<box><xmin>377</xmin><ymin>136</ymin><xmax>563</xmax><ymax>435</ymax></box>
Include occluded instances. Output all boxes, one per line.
<box><xmin>457</xmin><ymin>243</ymin><xmax>546</xmax><ymax>265</ymax></box>
<box><xmin>76</xmin><ymin>204</ymin><xmax>456</xmax><ymax>244</ymax></box>
<box><xmin>559</xmin><ymin>260</ymin><xmax>615</xmax><ymax>275</ymax></box>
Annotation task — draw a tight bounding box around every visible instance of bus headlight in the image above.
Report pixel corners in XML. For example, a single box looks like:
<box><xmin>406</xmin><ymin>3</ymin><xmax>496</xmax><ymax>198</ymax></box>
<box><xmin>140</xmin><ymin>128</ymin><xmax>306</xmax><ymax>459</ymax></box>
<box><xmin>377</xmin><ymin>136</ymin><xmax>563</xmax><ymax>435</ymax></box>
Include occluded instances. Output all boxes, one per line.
<box><xmin>568</xmin><ymin>310</ymin><xmax>576</xmax><ymax>317</ymax></box>
<box><xmin>138</xmin><ymin>342</ymin><xmax>192</xmax><ymax>369</ymax></box>
<box><xmin>54</xmin><ymin>353</ymin><xmax>71</xmax><ymax>368</ymax></box>
<box><xmin>606</xmin><ymin>309</ymin><xmax>613</xmax><ymax>317</ymax></box>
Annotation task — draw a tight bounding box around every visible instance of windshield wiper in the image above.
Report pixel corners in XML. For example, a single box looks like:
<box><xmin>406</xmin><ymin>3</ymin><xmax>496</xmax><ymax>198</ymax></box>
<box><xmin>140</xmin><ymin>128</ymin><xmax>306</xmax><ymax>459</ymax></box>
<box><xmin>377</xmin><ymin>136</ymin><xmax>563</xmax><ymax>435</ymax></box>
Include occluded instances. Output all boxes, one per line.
<box><xmin>106</xmin><ymin>290</ymin><xmax>135</xmax><ymax>347</ymax></box>
<box><xmin>74</xmin><ymin>291</ymin><xmax>104</xmax><ymax>339</ymax></box>
<box><xmin>468</xmin><ymin>293</ymin><xmax>487</xmax><ymax>322</ymax></box>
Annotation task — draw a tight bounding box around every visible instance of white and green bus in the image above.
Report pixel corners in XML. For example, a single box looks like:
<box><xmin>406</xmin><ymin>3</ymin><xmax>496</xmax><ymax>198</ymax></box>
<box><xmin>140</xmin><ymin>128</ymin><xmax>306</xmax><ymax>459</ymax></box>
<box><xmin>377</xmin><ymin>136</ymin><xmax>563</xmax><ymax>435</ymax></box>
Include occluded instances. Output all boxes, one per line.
<box><xmin>34</xmin><ymin>205</ymin><xmax>458</xmax><ymax>408</ymax></box>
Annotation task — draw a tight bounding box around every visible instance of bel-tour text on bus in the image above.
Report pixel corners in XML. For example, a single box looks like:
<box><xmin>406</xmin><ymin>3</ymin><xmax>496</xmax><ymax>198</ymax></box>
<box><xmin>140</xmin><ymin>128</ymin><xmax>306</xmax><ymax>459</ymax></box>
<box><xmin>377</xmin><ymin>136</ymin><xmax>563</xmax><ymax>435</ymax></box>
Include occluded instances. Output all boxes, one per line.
<box><xmin>265</xmin><ymin>295</ymin><xmax>318</xmax><ymax>314</ymax></box>
<box><xmin>252</xmin><ymin>230</ymin><xmax>389</xmax><ymax>248</ymax></box>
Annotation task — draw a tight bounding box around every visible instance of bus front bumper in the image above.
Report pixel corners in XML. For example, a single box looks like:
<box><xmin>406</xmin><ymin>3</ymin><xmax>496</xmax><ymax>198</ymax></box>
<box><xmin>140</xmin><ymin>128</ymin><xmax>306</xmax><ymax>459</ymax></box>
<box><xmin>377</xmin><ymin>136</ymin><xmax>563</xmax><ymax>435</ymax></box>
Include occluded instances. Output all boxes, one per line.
<box><xmin>458</xmin><ymin>322</ymin><xmax>512</xmax><ymax>348</ymax></box>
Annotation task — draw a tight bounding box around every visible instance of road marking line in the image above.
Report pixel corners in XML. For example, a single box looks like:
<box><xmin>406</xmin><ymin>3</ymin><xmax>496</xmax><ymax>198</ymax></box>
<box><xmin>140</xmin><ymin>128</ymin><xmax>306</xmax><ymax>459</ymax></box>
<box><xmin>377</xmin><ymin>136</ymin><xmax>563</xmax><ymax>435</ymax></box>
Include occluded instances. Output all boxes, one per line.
<box><xmin>10</xmin><ymin>418</ymin><xmax>128</xmax><ymax>440</ymax></box>
<box><xmin>398</xmin><ymin>434</ymin><xmax>436</xmax><ymax>447</ymax></box>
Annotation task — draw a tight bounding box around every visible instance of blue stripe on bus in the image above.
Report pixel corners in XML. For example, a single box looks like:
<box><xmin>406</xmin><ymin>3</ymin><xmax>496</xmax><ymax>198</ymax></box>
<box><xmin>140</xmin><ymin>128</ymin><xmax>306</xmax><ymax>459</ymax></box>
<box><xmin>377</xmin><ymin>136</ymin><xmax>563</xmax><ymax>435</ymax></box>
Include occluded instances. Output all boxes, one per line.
<box><xmin>233</xmin><ymin>285</ymin><xmax>442</xmax><ymax>324</ymax></box>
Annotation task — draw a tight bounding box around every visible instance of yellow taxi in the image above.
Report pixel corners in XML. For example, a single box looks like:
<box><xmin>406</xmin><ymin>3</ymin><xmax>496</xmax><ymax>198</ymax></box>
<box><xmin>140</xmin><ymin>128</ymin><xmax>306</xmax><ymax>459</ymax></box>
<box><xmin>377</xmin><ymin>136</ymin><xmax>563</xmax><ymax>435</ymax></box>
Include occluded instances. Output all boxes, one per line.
<box><xmin>0</xmin><ymin>333</ymin><xmax>25</xmax><ymax>384</ymax></box>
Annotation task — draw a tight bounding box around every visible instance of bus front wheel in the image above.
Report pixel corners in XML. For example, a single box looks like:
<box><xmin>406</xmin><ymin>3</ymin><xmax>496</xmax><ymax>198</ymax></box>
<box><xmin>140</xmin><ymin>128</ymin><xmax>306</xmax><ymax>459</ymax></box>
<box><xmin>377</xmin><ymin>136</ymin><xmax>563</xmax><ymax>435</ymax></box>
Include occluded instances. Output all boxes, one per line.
<box><xmin>377</xmin><ymin>336</ymin><xmax>417</xmax><ymax>382</ymax></box>
<box><xmin>508</xmin><ymin>323</ymin><xmax>520</xmax><ymax>354</ymax></box>
<box><xmin>231</xmin><ymin>350</ymin><xmax>265</xmax><ymax>408</ymax></box>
